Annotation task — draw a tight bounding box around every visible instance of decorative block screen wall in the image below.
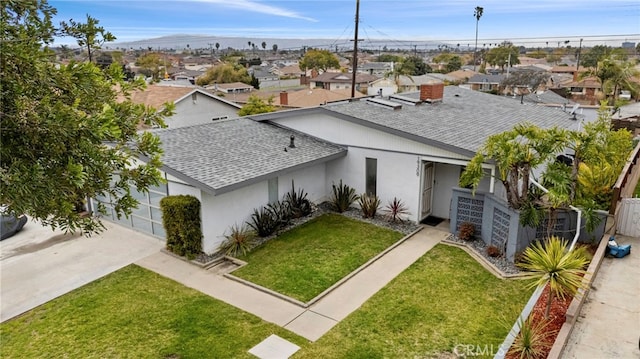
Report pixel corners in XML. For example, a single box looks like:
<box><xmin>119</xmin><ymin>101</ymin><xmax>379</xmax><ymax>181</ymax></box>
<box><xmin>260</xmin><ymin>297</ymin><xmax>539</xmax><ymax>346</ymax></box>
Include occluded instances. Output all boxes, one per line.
<box><xmin>455</xmin><ymin>196</ymin><xmax>484</xmax><ymax>233</ymax></box>
<box><xmin>535</xmin><ymin>218</ymin><xmax>567</xmax><ymax>240</ymax></box>
<box><xmin>491</xmin><ymin>207</ymin><xmax>511</xmax><ymax>248</ymax></box>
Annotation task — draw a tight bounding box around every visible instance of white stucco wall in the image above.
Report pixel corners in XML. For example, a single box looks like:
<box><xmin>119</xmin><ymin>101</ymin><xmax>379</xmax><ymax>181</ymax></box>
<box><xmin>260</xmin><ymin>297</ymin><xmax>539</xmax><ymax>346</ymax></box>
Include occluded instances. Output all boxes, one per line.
<box><xmin>326</xmin><ymin>147</ymin><xmax>422</xmax><ymax>222</ymax></box>
<box><xmin>278</xmin><ymin>164</ymin><xmax>327</xmax><ymax>203</ymax></box>
<box><xmin>165</xmin><ymin>94</ymin><xmax>240</xmax><ymax>128</ymax></box>
<box><xmin>432</xmin><ymin>163</ymin><xmax>461</xmax><ymax>219</ymax></box>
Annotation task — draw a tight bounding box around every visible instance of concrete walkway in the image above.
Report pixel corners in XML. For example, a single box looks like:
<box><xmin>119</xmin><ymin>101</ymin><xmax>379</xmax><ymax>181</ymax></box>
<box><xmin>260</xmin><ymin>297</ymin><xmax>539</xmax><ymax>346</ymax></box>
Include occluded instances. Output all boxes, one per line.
<box><xmin>136</xmin><ymin>225</ymin><xmax>449</xmax><ymax>341</ymax></box>
<box><xmin>562</xmin><ymin>234</ymin><xmax>640</xmax><ymax>358</ymax></box>
<box><xmin>0</xmin><ymin>219</ymin><xmax>163</xmax><ymax>322</ymax></box>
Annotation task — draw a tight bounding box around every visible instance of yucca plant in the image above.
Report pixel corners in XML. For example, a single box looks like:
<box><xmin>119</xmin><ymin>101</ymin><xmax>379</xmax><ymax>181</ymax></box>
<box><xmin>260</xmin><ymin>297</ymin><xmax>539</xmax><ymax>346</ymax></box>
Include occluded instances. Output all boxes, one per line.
<box><xmin>508</xmin><ymin>315</ymin><xmax>556</xmax><ymax>359</ymax></box>
<box><xmin>518</xmin><ymin>236</ymin><xmax>591</xmax><ymax>319</ymax></box>
<box><xmin>330</xmin><ymin>180</ymin><xmax>359</xmax><ymax>213</ymax></box>
<box><xmin>284</xmin><ymin>180</ymin><xmax>312</xmax><ymax>218</ymax></box>
<box><xmin>267</xmin><ymin>200</ymin><xmax>292</xmax><ymax>227</ymax></box>
<box><xmin>220</xmin><ymin>223</ymin><xmax>257</xmax><ymax>257</ymax></box>
<box><xmin>382</xmin><ymin>197</ymin><xmax>410</xmax><ymax>223</ymax></box>
<box><xmin>358</xmin><ymin>193</ymin><xmax>381</xmax><ymax>218</ymax></box>
<box><xmin>247</xmin><ymin>206</ymin><xmax>280</xmax><ymax>237</ymax></box>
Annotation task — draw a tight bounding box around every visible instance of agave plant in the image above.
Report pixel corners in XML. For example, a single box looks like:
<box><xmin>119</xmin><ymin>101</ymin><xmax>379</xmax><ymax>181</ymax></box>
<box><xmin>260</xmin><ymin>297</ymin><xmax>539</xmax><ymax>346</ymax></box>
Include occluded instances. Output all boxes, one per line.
<box><xmin>247</xmin><ymin>206</ymin><xmax>280</xmax><ymax>237</ymax></box>
<box><xmin>518</xmin><ymin>236</ymin><xmax>591</xmax><ymax>319</ymax></box>
<box><xmin>358</xmin><ymin>193</ymin><xmax>381</xmax><ymax>218</ymax></box>
<box><xmin>330</xmin><ymin>180</ymin><xmax>359</xmax><ymax>213</ymax></box>
<box><xmin>267</xmin><ymin>200</ymin><xmax>292</xmax><ymax>227</ymax></box>
<box><xmin>382</xmin><ymin>197</ymin><xmax>410</xmax><ymax>223</ymax></box>
<box><xmin>220</xmin><ymin>223</ymin><xmax>257</xmax><ymax>257</ymax></box>
<box><xmin>284</xmin><ymin>180</ymin><xmax>312</xmax><ymax>218</ymax></box>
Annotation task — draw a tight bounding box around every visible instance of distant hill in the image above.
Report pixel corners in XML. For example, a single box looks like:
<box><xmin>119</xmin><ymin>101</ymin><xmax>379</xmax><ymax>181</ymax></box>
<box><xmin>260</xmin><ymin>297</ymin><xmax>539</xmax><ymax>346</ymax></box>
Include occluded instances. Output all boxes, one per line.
<box><xmin>105</xmin><ymin>34</ymin><xmax>448</xmax><ymax>53</ymax></box>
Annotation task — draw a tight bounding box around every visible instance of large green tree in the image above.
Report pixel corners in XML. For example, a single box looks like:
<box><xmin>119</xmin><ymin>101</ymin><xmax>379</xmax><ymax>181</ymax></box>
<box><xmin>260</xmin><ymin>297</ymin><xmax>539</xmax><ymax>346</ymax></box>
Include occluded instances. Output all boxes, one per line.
<box><xmin>60</xmin><ymin>14</ymin><xmax>115</xmax><ymax>63</ymax></box>
<box><xmin>196</xmin><ymin>63</ymin><xmax>251</xmax><ymax>86</ymax></box>
<box><xmin>1</xmin><ymin>1</ymin><xmax>171</xmax><ymax>233</ymax></box>
<box><xmin>299</xmin><ymin>49</ymin><xmax>339</xmax><ymax>73</ymax></box>
<box><xmin>400</xmin><ymin>55</ymin><xmax>431</xmax><ymax>76</ymax></box>
<box><xmin>238</xmin><ymin>95</ymin><xmax>276</xmax><ymax>116</ymax></box>
<box><xmin>485</xmin><ymin>43</ymin><xmax>520</xmax><ymax>72</ymax></box>
<box><xmin>135</xmin><ymin>52</ymin><xmax>164</xmax><ymax>80</ymax></box>
<box><xmin>585</xmin><ymin>57</ymin><xmax>640</xmax><ymax>104</ymax></box>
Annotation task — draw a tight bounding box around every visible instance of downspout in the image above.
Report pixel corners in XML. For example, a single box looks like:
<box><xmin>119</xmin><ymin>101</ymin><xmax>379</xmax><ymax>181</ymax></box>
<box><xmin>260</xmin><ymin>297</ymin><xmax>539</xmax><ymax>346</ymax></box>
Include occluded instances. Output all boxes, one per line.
<box><xmin>529</xmin><ymin>178</ymin><xmax>582</xmax><ymax>251</ymax></box>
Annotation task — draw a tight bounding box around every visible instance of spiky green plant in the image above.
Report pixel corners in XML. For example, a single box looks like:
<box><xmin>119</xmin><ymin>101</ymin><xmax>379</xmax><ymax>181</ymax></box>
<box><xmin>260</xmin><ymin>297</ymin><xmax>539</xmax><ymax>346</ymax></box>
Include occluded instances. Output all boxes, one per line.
<box><xmin>518</xmin><ymin>236</ymin><xmax>591</xmax><ymax>318</ymax></box>
<box><xmin>382</xmin><ymin>197</ymin><xmax>410</xmax><ymax>223</ymax></box>
<box><xmin>283</xmin><ymin>180</ymin><xmax>312</xmax><ymax>218</ymax></box>
<box><xmin>220</xmin><ymin>223</ymin><xmax>257</xmax><ymax>256</ymax></box>
<box><xmin>330</xmin><ymin>180</ymin><xmax>359</xmax><ymax>213</ymax></box>
<box><xmin>508</xmin><ymin>315</ymin><xmax>556</xmax><ymax>359</ymax></box>
<box><xmin>247</xmin><ymin>206</ymin><xmax>280</xmax><ymax>237</ymax></box>
<box><xmin>358</xmin><ymin>193</ymin><xmax>381</xmax><ymax>218</ymax></box>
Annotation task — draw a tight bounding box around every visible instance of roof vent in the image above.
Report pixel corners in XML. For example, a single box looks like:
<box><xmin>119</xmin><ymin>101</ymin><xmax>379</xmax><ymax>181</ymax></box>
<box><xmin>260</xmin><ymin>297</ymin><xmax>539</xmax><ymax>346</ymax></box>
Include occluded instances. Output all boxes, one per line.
<box><xmin>389</xmin><ymin>94</ymin><xmax>422</xmax><ymax>106</ymax></box>
<box><xmin>365</xmin><ymin>98</ymin><xmax>402</xmax><ymax>110</ymax></box>
<box><xmin>289</xmin><ymin>135</ymin><xmax>296</xmax><ymax>148</ymax></box>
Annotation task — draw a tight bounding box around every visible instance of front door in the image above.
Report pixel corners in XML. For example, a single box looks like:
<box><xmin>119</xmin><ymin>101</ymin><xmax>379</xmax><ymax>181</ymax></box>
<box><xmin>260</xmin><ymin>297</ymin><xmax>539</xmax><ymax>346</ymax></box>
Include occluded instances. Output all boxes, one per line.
<box><xmin>421</xmin><ymin>162</ymin><xmax>434</xmax><ymax>219</ymax></box>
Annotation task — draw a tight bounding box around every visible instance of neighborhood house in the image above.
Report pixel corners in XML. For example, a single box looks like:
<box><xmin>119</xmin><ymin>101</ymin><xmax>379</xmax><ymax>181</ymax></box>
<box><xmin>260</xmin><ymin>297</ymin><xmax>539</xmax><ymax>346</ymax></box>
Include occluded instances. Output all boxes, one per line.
<box><xmin>95</xmin><ymin>83</ymin><xmax>582</xmax><ymax>254</ymax></box>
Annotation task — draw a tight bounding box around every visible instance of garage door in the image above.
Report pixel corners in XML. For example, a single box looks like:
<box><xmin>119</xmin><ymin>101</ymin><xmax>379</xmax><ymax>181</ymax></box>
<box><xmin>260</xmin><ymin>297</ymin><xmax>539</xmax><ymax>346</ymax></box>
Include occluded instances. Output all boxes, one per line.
<box><xmin>93</xmin><ymin>180</ymin><xmax>167</xmax><ymax>239</ymax></box>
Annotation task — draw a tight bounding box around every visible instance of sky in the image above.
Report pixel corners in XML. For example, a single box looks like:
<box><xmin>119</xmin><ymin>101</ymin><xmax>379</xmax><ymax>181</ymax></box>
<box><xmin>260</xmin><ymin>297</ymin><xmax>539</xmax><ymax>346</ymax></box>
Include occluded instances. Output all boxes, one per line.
<box><xmin>50</xmin><ymin>0</ymin><xmax>640</xmax><ymax>48</ymax></box>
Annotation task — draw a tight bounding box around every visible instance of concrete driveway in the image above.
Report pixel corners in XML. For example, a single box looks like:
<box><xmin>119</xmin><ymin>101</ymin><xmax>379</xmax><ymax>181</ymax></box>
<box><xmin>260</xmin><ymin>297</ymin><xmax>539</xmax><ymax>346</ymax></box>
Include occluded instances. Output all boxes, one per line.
<box><xmin>0</xmin><ymin>218</ymin><xmax>163</xmax><ymax>322</ymax></box>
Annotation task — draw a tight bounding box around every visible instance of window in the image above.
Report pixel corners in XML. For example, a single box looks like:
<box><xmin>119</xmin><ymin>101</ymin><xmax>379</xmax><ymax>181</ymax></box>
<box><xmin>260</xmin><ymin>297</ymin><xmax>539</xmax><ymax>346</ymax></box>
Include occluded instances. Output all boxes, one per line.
<box><xmin>268</xmin><ymin>177</ymin><xmax>278</xmax><ymax>204</ymax></box>
<box><xmin>366</xmin><ymin>158</ymin><xmax>377</xmax><ymax>195</ymax></box>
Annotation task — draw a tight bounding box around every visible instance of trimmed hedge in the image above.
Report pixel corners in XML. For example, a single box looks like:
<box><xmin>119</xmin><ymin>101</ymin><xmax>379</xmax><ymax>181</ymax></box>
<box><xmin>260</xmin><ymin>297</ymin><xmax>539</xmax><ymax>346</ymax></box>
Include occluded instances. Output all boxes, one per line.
<box><xmin>160</xmin><ymin>195</ymin><xmax>203</xmax><ymax>259</ymax></box>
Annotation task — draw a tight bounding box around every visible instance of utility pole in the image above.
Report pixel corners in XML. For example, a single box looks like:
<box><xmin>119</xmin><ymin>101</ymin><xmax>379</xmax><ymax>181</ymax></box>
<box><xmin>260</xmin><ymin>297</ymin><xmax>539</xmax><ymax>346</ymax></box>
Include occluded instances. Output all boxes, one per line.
<box><xmin>350</xmin><ymin>0</ymin><xmax>360</xmax><ymax>98</ymax></box>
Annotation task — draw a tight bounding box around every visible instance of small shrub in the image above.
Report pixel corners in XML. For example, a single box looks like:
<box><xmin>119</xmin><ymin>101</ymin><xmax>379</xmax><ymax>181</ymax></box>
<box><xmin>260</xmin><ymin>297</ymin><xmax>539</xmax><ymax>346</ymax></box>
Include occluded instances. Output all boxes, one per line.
<box><xmin>267</xmin><ymin>200</ymin><xmax>292</xmax><ymax>227</ymax></box>
<box><xmin>160</xmin><ymin>195</ymin><xmax>203</xmax><ymax>259</ymax></box>
<box><xmin>487</xmin><ymin>245</ymin><xmax>502</xmax><ymax>257</ymax></box>
<box><xmin>382</xmin><ymin>197</ymin><xmax>410</xmax><ymax>223</ymax></box>
<box><xmin>220</xmin><ymin>223</ymin><xmax>257</xmax><ymax>257</ymax></box>
<box><xmin>358</xmin><ymin>193</ymin><xmax>381</xmax><ymax>218</ymax></box>
<box><xmin>507</xmin><ymin>315</ymin><xmax>556</xmax><ymax>359</ymax></box>
<box><xmin>458</xmin><ymin>221</ymin><xmax>476</xmax><ymax>241</ymax></box>
<box><xmin>248</xmin><ymin>206</ymin><xmax>280</xmax><ymax>237</ymax></box>
<box><xmin>330</xmin><ymin>180</ymin><xmax>359</xmax><ymax>213</ymax></box>
<box><xmin>284</xmin><ymin>180</ymin><xmax>312</xmax><ymax>218</ymax></box>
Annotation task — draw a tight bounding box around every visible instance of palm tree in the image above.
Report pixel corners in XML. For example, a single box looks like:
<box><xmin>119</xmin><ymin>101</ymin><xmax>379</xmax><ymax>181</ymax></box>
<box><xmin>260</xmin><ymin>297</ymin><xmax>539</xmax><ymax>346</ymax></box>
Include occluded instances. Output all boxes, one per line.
<box><xmin>384</xmin><ymin>59</ymin><xmax>413</xmax><ymax>94</ymax></box>
<box><xmin>587</xmin><ymin>57</ymin><xmax>640</xmax><ymax>104</ymax></box>
<box><xmin>518</xmin><ymin>236</ymin><xmax>591</xmax><ymax>319</ymax></box>
<box><xmin>473</xmin><ymin>6</ymin><xmax>483</xmax><ymax>71</ymax></box>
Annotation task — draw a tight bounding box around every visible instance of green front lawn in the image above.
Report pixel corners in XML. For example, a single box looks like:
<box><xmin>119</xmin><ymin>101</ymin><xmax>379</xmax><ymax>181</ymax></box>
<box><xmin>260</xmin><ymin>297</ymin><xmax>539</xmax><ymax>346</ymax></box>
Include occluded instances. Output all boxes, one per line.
<box><xmin>0</xmin><ymin>265</ymin><xmax>305</xmax><ymax>359</ymax></box>
<box><xmin>1</xmin><ymin>244</ymin><xmax>532</xmax><ymax>358</ymax></box>
<box><xmin>296</xmin><ymin>245</ymin><xmax>532</xmax><ymax>358</ymax></box>
<box><xmin>232</xmin><ymin>213</ymin><xmax>404</xmax><ymax>302</ymax></box>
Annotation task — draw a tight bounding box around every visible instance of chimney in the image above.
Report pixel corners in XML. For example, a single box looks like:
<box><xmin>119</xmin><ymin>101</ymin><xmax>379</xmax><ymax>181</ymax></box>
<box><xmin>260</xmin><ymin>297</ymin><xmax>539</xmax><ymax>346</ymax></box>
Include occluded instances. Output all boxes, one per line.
<box><xmin>300</xmin><ymin>74</ymin><xmax>308</xmax><ymax>85</ymax></box>
<box><xmin>311</xmin><ymin>69</ymin><xmax>319</xmax><ymax>79</ymax></box>
<box><xmin>420</xmin><ymin>82</ymin><xmax>444</xmax><ymax>103</ymax></box>
<box><xmin>280</xmin><ymin>91</ymin><xmax>288</xmax><ymax>106</ymax></box>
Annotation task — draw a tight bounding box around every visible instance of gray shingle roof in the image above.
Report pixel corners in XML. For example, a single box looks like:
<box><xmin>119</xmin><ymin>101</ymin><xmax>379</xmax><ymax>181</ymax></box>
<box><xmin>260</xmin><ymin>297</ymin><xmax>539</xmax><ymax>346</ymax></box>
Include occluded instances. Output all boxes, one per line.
<box><xmin>322</xmin><ymin>86</ymin><xmax>580</xmax><ymax>156</ymax></box>
<box><xmin>153</xmin><ymin>118</ymin><xmax>346</xmax><ymax>194</ymax></box>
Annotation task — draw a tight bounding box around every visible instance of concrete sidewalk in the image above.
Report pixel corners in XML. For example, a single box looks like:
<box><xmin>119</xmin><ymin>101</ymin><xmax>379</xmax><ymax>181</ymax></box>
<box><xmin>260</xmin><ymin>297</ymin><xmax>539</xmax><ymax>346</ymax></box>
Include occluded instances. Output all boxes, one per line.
<box><xmin>562</xmin><ymin>234</ymin><xmax>640</xmax><ymax>359</ymax></box>
<box><xmin>1</xmin><ymin>220</ymin><xmax>163</xmax><ymax>322</ymax></box>
<box><xmin>136</xmin><ymin>225</ymin><xmax>449</xmax><ymax>341</ymax></box>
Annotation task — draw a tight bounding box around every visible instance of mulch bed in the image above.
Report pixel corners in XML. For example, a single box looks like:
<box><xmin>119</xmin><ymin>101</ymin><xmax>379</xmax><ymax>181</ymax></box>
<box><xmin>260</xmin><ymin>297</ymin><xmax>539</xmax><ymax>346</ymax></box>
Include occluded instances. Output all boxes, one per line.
<box><xmin>505</xmin><ymin>283</ymin><xmax>574</xmax><ymax>359</ymax></box>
